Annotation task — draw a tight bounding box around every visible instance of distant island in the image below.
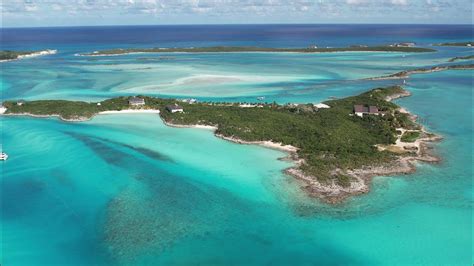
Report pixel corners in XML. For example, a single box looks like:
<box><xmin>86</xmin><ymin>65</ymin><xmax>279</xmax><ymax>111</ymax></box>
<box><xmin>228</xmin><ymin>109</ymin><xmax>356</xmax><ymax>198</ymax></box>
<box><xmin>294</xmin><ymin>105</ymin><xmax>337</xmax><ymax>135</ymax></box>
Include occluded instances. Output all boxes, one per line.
<box><xmin>448</xmin><ymin>55</ymin><xmax>474</xmax><ymax>62</ymax></box>
<box><xmin>78</xmin><ymin>46</ymin><xmax>436</xmax><ymax>56</ymax></box>
<box><xmin>0</xmin><ymin>49</ymin><xmax>57</xmax><ymax>62</ymax></box>
<box><xmin>434</xmin><ymin>41</ymin><xmax>473</xmax><ymax>47</ymax></box>
<box><xmin>366</xmin><ymin>64</ymin><xmax>474</xmax><ymax>80</ymax></box>
<box><xmin>1</xmin><ymin>86</ymin><xmax>440</xmax><ymax>203</ymax></box>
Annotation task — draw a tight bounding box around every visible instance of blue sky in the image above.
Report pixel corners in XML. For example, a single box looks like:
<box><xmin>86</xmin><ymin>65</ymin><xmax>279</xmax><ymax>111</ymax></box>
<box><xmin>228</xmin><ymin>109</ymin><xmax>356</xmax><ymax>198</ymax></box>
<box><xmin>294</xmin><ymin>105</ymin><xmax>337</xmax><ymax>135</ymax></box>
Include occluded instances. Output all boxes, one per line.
<box><xmin>1</xmin><ymin>0</ymin><xmax>472</xmax><ymax>27</ymax></box>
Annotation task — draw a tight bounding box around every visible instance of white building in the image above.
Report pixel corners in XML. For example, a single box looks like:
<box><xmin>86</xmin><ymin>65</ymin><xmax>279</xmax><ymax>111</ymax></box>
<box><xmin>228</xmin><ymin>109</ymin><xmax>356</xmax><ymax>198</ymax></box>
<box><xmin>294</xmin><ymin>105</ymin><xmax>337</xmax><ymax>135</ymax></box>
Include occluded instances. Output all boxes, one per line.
<box><xmin>181</xmin><ymin>98</ymin><xmax>197</xmax><ymax>104</ymax></box>
<box><xmin>166</xmin><ymin>104</ymin><xmax>184</xmax><ymax>113</ymax></box>
<box><xmin>128</xmin><ymin>96</ymin><xmax>145</xmax><ymax>106</ymax></box>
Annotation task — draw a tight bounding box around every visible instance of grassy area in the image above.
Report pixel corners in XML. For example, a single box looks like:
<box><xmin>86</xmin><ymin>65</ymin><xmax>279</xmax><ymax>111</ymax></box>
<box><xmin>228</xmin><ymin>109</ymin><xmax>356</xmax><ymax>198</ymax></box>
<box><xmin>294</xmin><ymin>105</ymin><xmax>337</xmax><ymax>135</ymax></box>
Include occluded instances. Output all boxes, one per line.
<box><xmin>0</xmin><ymin>50</ymin><xmax>35</xmax><ymax>60</ymax></box>
<box><xmin>448</xmin><ymin>55</ymin><xmax>474</xmax><ymax>62</ymax></box>
<box><xmin>81</xmin><ymin>46</ymin><xmax>436</xmax><ymax>56</ymax></box>
<box><xmin>401</xmin><ymin>131</ymin><xmax>421</xmax><ymax>142</ymax></box>
<box><xmin>3</xmin><ymin>86</ymin><xmax>419</xmax><ymax>184</ymax></box>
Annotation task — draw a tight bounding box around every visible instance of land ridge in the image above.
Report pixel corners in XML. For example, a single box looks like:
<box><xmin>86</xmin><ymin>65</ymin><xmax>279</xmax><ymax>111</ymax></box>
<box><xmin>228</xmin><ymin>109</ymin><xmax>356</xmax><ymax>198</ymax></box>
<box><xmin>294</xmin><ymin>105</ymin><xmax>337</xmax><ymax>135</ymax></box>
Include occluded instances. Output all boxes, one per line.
<box><xmin>78</xmin><ymin>45</ymin><xmax>436</xmax><ymax>56</ymax></box>
<box><xmin>1</xmin><ymin>86</ymin><xmax>440</xmax><ymax>204</ymax></box>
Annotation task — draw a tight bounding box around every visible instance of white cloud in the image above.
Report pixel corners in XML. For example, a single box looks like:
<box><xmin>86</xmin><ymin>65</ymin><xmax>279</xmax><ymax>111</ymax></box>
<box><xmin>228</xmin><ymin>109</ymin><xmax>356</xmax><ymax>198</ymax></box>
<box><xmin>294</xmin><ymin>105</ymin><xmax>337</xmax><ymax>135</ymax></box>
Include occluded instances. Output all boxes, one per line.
<box><xmin>346</xmin><ymin>0</ymin><xmax>368</xmax><ymax>5</ymax></box>
<box><xmin>390</xmin><ymin>0</ymin><xmax>408</xmax><ymax>5</ymax></box>
<box><xmin>1</xmin><ymin>0</ymin><xmax>471</xmax><ymax>26</ymax></box>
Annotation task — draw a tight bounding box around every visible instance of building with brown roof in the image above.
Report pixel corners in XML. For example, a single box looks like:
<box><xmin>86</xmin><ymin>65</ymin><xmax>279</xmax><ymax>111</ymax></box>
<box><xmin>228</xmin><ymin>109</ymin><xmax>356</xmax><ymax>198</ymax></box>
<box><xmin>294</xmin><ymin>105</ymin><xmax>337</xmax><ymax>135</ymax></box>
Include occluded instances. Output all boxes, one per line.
<box><xmin>354</xmin><ymin>105</ymin><xmax>380</xmax><ymax>117</ymax></box>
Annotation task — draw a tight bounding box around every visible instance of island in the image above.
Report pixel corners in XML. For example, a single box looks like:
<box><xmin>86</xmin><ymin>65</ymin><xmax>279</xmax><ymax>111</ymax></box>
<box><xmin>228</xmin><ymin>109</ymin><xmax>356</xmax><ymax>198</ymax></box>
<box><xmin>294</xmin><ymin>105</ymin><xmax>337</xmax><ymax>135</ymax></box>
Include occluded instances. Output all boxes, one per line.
<box><xmin>366</xmin><ymin>64</ymin><xmax>474</xmax><ymax>80</ymax></box>
<box><xmin>1</xmin><ymin>86</ymin><xmax>440</xmax><ymax>203</ymax></box>
<box><xmin>0</xmin><ymin>49</ymin><xmax>57</xmax><ymax>62</ymax></box>
<box><xmin>448</xmin><ymin>55</ymin><xmax>474</xmax><ymax>62</ymax></box>
<box><xmin>78</xmin><ymin>45</ymin><xmax>436</xmax><ymax>56</ymax></box>
<box><xmin>434</xmin><ymin>41</ymin><xmax>473</xmax><ymax>47</ymax></box>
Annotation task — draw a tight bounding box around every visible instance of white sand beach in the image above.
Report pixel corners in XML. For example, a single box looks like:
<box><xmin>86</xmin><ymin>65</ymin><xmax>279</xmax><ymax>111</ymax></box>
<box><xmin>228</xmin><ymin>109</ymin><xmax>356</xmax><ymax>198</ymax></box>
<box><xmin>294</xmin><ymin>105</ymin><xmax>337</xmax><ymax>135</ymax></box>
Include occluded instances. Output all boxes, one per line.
<box><xmin>98</xmin><ymin>109</ymin><xmax>161</xmax><ymax>115</ymax></box>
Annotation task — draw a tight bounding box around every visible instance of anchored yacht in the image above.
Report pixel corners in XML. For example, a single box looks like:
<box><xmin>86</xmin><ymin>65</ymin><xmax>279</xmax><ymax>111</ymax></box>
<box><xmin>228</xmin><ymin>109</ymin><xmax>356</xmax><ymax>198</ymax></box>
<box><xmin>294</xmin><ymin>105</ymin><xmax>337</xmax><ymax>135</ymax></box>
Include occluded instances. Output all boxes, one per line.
<box><xmin>0</xmin><ymin>152</ymin><xmax>8</xmax><ymax>161</ymax></box>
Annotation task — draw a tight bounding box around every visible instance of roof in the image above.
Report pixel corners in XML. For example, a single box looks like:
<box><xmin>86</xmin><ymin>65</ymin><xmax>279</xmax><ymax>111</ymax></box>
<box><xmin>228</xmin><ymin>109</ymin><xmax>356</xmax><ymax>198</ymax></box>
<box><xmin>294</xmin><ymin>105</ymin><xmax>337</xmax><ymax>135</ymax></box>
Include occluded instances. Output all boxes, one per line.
<box><xmin>369</xmin><ymin>106</ymin><xmax>379</xmax><ymax>113</ymax></box>
<box><xmin>354</xmin><ymin>105</ymin><xmax>379</xmax><ymax>114</ymax></box>
<box><xmin>354</xmin><ymin>105</ymin><xmax>368</xmax><ymax>113</ymax></box>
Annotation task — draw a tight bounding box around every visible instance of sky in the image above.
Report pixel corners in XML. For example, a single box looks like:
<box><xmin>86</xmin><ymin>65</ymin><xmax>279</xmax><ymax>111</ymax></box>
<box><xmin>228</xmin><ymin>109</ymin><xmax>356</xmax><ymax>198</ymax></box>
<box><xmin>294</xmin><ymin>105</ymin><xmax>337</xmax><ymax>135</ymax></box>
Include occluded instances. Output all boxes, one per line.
<box><xmin>1</xmin><ymin>0</ymin><xmax>473</xmax><ymax>27</ymax></box>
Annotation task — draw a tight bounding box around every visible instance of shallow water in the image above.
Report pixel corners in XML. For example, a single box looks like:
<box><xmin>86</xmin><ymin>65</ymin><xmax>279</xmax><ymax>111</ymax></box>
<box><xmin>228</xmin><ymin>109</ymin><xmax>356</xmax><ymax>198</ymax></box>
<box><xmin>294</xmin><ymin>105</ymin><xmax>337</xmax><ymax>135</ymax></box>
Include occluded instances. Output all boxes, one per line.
<box><xmin>1</xmin><ymin>25</ymin><xmax>473</xmax><ymax>265</ymax></box>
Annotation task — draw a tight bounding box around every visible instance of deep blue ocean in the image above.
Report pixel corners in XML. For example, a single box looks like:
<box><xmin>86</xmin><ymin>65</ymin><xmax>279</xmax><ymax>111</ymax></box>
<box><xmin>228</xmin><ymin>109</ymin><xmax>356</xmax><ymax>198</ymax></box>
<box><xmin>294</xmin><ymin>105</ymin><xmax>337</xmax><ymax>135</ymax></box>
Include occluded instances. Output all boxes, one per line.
<box><xmin>0</xmin><ymin>24</ymin><xmax>473</xmax><ymax>265</ymax></box>
<box><xmin>1</xmin><ymin>24</ymin><xmax>473</xmax><ymax>50</ymax></box>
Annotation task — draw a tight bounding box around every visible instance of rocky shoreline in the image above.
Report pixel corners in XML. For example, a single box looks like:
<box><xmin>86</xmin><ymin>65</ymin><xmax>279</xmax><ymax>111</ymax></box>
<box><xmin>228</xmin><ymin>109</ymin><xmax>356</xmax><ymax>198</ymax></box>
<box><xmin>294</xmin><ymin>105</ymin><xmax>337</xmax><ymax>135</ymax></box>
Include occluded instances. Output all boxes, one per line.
<box><xmin>284</xmin><ymin>89</ymin><xmax>442</xmax><ymax>204</ymax></box>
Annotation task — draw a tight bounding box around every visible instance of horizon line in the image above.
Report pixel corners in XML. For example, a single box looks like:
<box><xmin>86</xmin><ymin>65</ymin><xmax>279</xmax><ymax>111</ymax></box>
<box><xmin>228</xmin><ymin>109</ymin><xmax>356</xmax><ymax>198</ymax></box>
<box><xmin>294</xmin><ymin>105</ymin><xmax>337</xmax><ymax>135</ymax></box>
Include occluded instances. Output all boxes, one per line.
<box><xmin>2</xmin><ymin>22</ymin><xmax>473</xmax><ymax>29</ymax></box>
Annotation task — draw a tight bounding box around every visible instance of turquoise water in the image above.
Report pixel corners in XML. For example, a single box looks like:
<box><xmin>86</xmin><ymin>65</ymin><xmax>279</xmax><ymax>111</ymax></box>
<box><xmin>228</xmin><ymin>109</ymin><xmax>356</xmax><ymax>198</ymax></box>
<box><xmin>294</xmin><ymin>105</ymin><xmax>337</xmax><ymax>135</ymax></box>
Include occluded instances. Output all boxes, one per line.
<box><xmin>1</xmin><ymin>68</ymin><xmax>472</xmax><ymax>265</ymax></box>
<box><xmin>2</xmin><ymin>46</ymin><xmax>472</xmax><ymax>103</ymax></box>
<box><xmin>1</xmin><ymin>29</ymin><xmax>473</xmax><ymax>264</ymax></box>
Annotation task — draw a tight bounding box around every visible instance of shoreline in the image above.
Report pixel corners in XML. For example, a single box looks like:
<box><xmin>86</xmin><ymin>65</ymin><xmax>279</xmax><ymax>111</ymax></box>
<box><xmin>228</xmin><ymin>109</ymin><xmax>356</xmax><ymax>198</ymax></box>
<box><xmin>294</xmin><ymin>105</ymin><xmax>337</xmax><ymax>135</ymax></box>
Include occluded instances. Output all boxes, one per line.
<box><xmin>159</xmin><ymin>92</ymin><xmax>441</xmax><ymax>205</ymax></box>
<box><xmin>161</xmin><ymin>119</ymin><xmax>298</xmax><ymax>153</ymax></box>
<box><xmin>284</xmin><ymin>88</ymin><xmax>442</xmax><ymax>204</ymax></box>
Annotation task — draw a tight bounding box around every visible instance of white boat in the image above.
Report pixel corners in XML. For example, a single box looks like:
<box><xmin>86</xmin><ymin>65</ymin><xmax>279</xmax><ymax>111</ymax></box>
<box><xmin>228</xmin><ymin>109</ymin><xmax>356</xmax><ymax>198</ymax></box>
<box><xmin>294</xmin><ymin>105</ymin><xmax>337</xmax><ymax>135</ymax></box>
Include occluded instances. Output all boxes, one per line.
<box><xmin>0</xmin><ymin>152</ymin><xmax>8</xmax><ymax>161</ymax></box>
<box><xmin>257</xmin><ymin>96</ymin><xmax>265</xmax><ymax>101</ymax></box>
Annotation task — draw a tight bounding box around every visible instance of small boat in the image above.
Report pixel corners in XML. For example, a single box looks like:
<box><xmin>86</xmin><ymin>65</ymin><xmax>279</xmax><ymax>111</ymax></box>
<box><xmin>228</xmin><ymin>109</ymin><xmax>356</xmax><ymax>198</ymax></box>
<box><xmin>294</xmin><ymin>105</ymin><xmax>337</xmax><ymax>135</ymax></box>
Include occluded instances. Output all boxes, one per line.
<box><xmin>0</xmin><ymin>152</ymin><xmax>8</xmax><ymax>161</ymax></box>
<box><xmin>257</xmin><ymin>96</ymin><xmax>265</xmax><ymax>101</ymax></box>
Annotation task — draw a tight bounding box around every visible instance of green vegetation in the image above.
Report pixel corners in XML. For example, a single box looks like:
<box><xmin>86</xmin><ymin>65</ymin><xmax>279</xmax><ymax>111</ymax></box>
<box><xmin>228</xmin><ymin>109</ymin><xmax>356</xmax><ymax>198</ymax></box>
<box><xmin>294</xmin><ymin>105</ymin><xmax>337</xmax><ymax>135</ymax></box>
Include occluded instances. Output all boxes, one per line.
<box><xmin>3</xmin><ymin>86</ymin><xmax>423</xmax><ymax>184</ymax></box>
<box><xmin>401</xmin><ymin>131</ymin><xmax>421</xmax><ymax>143</ymax></box>
<box><xmin>434</xmin><ymin>42</ymin><xmax>473</xmax><ymax>47</ymax></box>
<box><xmin>81</xmin><ymin>46</ymin><xmax>436</xmax><ymax>56</ymax></box>
<box><xmin>3</xmin><ymin>100</ymin><xmax>97</xmax><ymax>119</ymax></box>
<box><xmin>448</xmin><ymin>55</ymin><xmax>474</xmax><ymax>62</ymax></box>
<box><xmin>0</xmin><ymin>50</ymin><xmax>34</xmax><ymax>60</ymax></box>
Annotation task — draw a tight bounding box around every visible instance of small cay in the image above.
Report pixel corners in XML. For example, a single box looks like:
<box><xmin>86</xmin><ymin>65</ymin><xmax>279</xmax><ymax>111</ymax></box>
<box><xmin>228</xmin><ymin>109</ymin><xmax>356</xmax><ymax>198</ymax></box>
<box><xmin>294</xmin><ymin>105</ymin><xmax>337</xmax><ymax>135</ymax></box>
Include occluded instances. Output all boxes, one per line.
<box><xmin>366</xmin><ymin>64</ymin><xmax>474</xmax><ymax>80</ymax></box>
<box><xmin>1</xmin><ymin>86</ymin><xmax>440</xmax><ymax>204</ymax></box>
<box><xmin>0</xmin><ymin>49</ymin><xmax>57</xmax><ymax>62</ymax></box>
